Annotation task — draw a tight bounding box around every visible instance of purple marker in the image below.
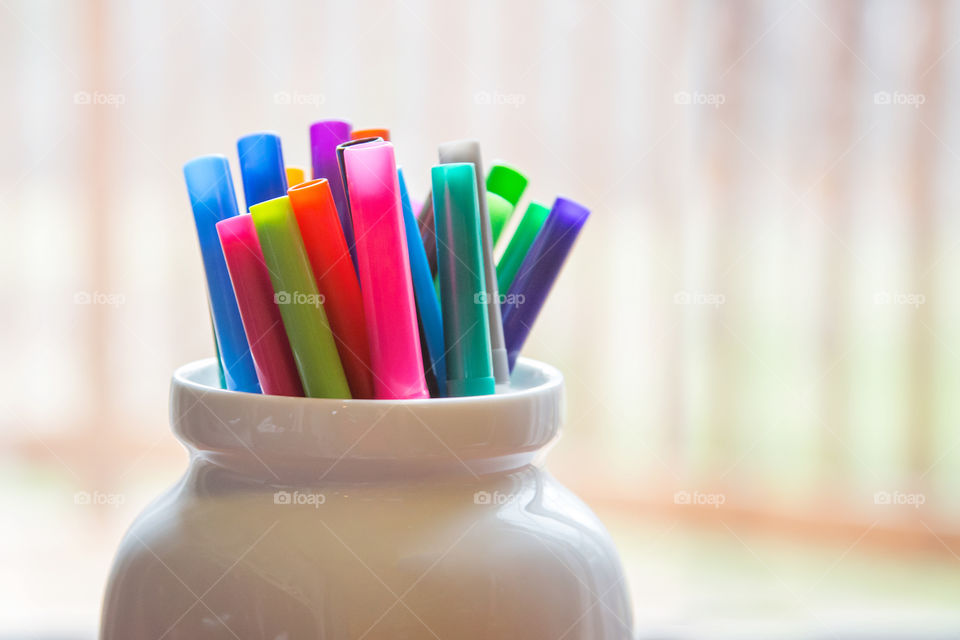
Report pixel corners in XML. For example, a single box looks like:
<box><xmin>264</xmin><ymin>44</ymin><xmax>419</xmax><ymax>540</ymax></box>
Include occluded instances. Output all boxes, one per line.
<box><xmin>501</xmin><ymin>197</ymin><xmax>590</xmax><ymax>371</ymax></box>
<box><xmin>309</xmin><ymin>120</ymin><xmax>354</xmax><ymax>263</ymax></box>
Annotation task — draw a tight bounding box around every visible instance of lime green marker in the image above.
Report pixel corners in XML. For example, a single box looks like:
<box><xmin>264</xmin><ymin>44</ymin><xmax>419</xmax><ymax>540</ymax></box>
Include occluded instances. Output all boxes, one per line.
<box><xmin>486</xmin><ymin>163</ymin><xmax>528</xmax><ymax>244</ymax></box>
<box><xmin>432</xmin><ymin>163</ymin><xmax>495</xmax><ymax>397</ymax></box>
<box><xmin>250</xmin><ymin>197</ymin><xmax>351</xmax><ymax>399</ymax></box>
<box><xmin>497</xmin><ymin>201</ymin><xmax>550</xmax><ymax>294</ymax></box>
<box><xmin>487</xmin><ymin>192</ymin><xmax>514</xmax><ymax>247</ymax></box>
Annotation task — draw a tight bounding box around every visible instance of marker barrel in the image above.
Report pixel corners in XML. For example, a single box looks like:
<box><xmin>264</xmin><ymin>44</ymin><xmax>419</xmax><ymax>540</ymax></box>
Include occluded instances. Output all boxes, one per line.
<box><xmin>183</xmin><ymin>155</ymin><xmax>261</xmax><ymax>393</ymax></box>
<box><xmin>497</xmin><ymin>201</ymin><xmax>550</xmax><ymax>294</ymax></box>
<box><xmin>250</xmin><ymin>196</ymin><xmax>351</xmax><ymax>399</ymax></box>
<box><xmin>343</xmin><ymin>140</ymin><xmax>429</xmax><ymax>399</ymax></box>
<box><xmin>399</xmin><ymin>168</ymin><xmax>446</xmax><ymax>396</ymax></box>
<box><xmin>487</xmin><ymin>192</ymin><xmax>513</xmax><ymax>248</ymax></box>
<box><xmin>502</xmin><ymin>197</ymin><xmax>590</xmax><ymax>371</ymax></box>
<box><xmin>287</xmin><ymin>179</ymin><xmax>374</xmax><ymax>399</ymax></box>
<box><xmin>216</xmin><ymin>215</ymin><xmax>303</xmax><ymax>396</ymax></box>
<box><xmin>432</xmin><ymin>163</ymin><xmax>495</xmax><ymax>397</ymax></box>
<box><xmin>438</xmin><ymin>140</ymin><xmax>509</xmax><ymax>384</ymax></box>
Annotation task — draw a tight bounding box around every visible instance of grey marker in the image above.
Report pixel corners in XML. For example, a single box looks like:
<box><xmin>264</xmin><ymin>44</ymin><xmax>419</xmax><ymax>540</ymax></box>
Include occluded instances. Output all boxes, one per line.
<box><xmin>438</xmin><ymin>140</ymin><xmax>510</xmax><ymax>384</ymax></box>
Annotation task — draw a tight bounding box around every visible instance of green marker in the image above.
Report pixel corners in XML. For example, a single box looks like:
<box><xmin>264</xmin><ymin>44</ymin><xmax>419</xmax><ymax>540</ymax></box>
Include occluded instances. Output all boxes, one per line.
<box><xmin>486</xmin><ymin>164</ymin><xmax>528</xmax><ymax>244</ymax></box>
<box><xmin>431</xmin><ymin>163</ymin><xmax>495</xmax><ymax>397</ymax></box>
<box><xmin>487</xmin><ymin>192</ymin><xmax>513</xmax><ymax>247</ymax></box>
<box><xmin>249</xmin><ymin>197</ymin><xmax>351</xmax><ymax>399</ymax></box>
<box><xmin>497</xmin><ymin>201</ymin><xmax>550</xmax><ymax>294</ymax></box>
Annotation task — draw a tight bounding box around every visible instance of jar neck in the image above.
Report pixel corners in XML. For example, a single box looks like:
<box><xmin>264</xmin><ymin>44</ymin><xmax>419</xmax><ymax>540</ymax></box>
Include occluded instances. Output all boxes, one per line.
<box><xmin>170</xmin><ymin>358</ymin><xmax>564</xmax><ymax>484</ymax></box>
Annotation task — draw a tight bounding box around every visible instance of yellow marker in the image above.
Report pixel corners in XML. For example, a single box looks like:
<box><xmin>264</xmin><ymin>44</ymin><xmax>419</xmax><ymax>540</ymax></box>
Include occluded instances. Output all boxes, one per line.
<box><xmin>285</xmin><ymin>166</ymin><xmax>306</xmax><ymax>188</ymax></box>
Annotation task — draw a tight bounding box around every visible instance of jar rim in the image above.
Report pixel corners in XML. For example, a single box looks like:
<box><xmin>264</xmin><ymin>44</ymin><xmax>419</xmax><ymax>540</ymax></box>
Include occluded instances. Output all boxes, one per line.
<box><xmin>170</xmin><ymin>357</ymin><xmax>564</xmax><ymax>481</ymax></box>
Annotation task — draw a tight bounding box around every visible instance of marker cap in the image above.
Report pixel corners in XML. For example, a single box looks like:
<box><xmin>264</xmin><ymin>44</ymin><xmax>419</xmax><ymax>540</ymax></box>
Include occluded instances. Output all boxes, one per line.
<box><xmin>486</xmin><ymin>163</ymin><xmax>528</xmax><ymax>207</ymax></box>
<box><xmin>237</xmin><ymin>132</ymin><xmax>287</xmax><ymax>209</ymax></box>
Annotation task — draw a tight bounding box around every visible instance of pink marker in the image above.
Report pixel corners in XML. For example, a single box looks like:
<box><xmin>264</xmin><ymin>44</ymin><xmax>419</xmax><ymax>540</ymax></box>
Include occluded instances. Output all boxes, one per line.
<box><xmin>216</xmin><ymin>214</ymin><xmax>304</xmax><ymax>397</ymax></box>
<box><xmin>343</xmin><ymin>140</ymin><xmax>428</xmax><ymax>399</ymax></box>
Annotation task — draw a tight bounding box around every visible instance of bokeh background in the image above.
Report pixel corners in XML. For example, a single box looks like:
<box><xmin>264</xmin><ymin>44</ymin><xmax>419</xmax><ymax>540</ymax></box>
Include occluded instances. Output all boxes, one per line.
<box><xmin>4</xmin><ymin>0</ymin><xmax>960</xmax><ymax>637</ymax></box>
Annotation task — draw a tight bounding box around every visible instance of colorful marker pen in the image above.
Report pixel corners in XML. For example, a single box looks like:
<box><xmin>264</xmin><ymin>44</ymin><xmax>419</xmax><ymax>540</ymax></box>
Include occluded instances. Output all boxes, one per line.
<box><xmin>438</xmin><ymin>140</ymin><xmax>510</xmax><ymax>385</ymax></box>
<box><xmin>287</xmin><ymin>178</ymin><xmax>374</xmax><ymax>399</ymax></box>
<box><xmin>399</xmin><ymin>168</ymin><xmax>446</xmax><ymax>396</ymax></box>
<box><xmin>216</xmin><ymin>214</ymin><xmax>303</xmax><ymax>397</ymax></box>
<box><xmin>250</xmin><ymin>196</ymin><xmax>351</xmax><ymax>399</ymax></box>
<box><xmin>502</xmin><ymin>197</ymin><xmax>590</xmax><ymax>371</ymax></box>
<box><xmin>183</xmin><ymin>155</ymin><xmax>261</xmax><ymax>393</ymax></box>
<box><xmin>432</xmin><ymin>163</ymin><xmax>495</xmax><ymax>397</ymax></box>
<box><xmin>343</xmin><ymin>140</ymin><xmax>429</xmax><ymax>399</ymax></box>
<box><xmin>237</xmin><ymin>132</ymin><xmax>288</xmax><ymax>209</ymax></box>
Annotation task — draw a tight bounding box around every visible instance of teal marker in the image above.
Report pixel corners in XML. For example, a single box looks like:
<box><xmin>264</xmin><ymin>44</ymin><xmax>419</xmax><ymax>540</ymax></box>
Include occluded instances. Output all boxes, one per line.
<box><xmin>431</xmin><ymin>163</ymin><xmax>495</xmax><ymax>397</ymax></box>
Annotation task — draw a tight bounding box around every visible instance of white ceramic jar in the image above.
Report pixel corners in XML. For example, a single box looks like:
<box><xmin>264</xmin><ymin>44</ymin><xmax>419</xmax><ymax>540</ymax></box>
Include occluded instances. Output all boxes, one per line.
<box><xmin>100</xmin><ymin>357</ymin><xmax>633</xmax><ymax>639</ymax></box>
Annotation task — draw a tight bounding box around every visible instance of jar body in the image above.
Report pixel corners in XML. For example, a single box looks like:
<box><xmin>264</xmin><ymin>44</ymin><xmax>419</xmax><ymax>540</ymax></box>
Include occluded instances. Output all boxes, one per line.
<box><xmin>101</xmin><ymin>461</ymin><xmax>633</xmax><ymax>639</ymax></box>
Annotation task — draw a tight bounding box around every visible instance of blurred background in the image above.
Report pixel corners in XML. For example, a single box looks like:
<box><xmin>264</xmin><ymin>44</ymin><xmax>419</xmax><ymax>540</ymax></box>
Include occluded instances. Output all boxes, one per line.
<box><xmin>3</xmin><ymin>0</ymin><xmax>960</xmax><ymax>637</ymax></box>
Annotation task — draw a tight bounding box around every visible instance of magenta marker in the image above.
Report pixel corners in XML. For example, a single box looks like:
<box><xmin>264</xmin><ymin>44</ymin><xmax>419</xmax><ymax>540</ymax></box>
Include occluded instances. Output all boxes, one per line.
<box><xmin>343</xmin><ymin>140</ymin><xmax>429</xmax><ymax>399</ymax></box>
<box><xmin>216</xmin><ymin>215</ymin><xmax>303</xmax><ymax>397</ymax></box>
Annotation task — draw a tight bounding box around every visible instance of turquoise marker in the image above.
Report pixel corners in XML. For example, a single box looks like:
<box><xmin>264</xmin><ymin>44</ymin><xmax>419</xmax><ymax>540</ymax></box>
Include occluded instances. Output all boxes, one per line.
<box><xmin>431</xmin><ymin>163</ymin><xmax>494</xmax><ymax>397</ymax></box>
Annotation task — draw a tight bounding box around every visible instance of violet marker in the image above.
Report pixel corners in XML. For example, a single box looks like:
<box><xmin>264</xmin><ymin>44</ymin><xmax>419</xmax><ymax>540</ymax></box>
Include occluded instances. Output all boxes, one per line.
<box><xmin>309</xmin><ymin>120</ymin><xmax>354</xmax><ymax>264</ymax></box>
<box><xmin>501</xmin><ymin>197</ymin><xmax>590</xmax><ymax>372</ymax></box>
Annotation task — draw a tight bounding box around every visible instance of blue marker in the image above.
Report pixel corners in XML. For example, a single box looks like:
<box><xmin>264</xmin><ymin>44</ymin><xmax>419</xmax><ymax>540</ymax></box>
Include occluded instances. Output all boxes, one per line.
<box><xmin>183</xmin><ymin>155</ymin><xmax>261</xmax><ymax>393</ymax></box>
<box><xmin>398</xmin><ymin>168</ymin><xmax>447</xmax><ymax>396</ymax></box>
<box><xmin>237</xmin><ymin>132</ymin><xmax>288</xmax><ymax>210</ymax></box>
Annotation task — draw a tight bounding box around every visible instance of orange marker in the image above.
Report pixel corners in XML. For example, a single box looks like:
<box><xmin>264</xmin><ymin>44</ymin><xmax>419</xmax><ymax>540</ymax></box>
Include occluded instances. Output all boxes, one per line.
<box><xmin>350</xmin><ymin>128</ymin><xmax>390</xmax><ymax>142</ymax></box>
<box><xmin>287</xmin><ymin>178</ymin><xmax>374</xmax><ymax>398</ymax></box>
